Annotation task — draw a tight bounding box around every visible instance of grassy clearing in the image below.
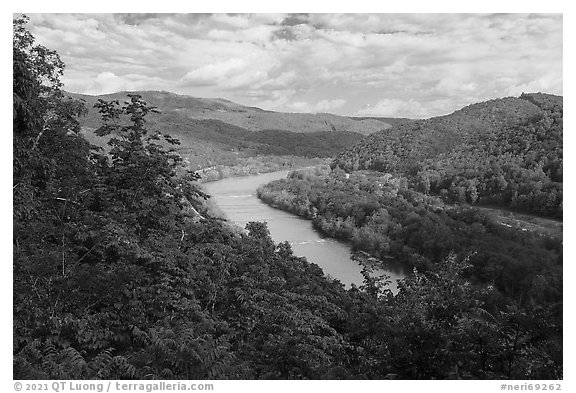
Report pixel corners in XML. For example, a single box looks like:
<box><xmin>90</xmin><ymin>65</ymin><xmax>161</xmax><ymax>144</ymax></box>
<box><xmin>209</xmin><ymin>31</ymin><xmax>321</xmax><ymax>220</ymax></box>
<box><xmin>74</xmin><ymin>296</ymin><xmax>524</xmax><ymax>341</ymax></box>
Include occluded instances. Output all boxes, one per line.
<box><xmin>476</xmin><ymin>205</ymin><xmax>562</xmax><ymax>239</ymax></box>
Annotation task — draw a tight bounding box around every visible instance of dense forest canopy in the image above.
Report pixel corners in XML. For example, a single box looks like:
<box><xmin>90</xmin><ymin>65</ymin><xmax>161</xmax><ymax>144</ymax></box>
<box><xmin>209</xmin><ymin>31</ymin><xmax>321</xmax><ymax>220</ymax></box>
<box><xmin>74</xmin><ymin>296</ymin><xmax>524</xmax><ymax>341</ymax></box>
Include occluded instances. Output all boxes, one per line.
<box><xmin>258</xmin><ymin>168</ymin><xmax>562</xmax><ymax>298</ymax></box>
<box><xmin>69</xmin><ymin>90</ymin><xmax>409</xmax><ymax>172</ymax></box>
<box><xmin>13</xmin><ymin>16</ymin><xmax>562</xmax><ymax>380</ymax></box>
<box><xmin>333</xmin><ymin>94</ymin><xmax>563</xmax><ymax>218</ymax></box>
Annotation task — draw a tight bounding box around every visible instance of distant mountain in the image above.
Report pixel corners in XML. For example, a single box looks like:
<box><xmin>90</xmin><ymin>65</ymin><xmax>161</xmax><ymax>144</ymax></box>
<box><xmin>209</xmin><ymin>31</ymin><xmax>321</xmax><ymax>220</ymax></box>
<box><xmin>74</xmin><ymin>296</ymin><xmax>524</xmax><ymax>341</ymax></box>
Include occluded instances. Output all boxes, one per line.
<box><xmin>69</xmin><ymin>90</ymin><xmax>400</xmax><ymax>135</ymax></box>
<box><xmin>348</xmin><ymin>116</ymin><xmax>415</xmax><ymax>127</ymax></box>
<box><xmin>333</xmin><ymin>93</ymin><xmax>563</xmax><ymax>217</ymax></box>
<box><xmin>69</xmin><ymin>90</ymin><xmax>408</xmax><ymax>168</ymax></box>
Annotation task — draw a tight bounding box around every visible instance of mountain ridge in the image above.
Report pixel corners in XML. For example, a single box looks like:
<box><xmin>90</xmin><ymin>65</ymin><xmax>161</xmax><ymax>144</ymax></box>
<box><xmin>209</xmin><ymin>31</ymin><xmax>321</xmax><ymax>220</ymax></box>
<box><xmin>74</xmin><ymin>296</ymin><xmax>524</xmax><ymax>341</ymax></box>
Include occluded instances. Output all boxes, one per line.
<box><xmin>67</xmin><ymin>90</ymin><xmax>400</xmax><ymax>135</ymax></box>
<box><xmin>334</xmin><ymin>93</ymin><xmax>562</xmax><ymax>171</ymax></box>
<box><xmin>68</xmin><ymin>90</ymin><xmax>400</xmax><ymax>169</ymax></box>
<box><xmin>333</xmin><ymin>92</ymin><xmax>563</xmax><ymax>218</ymax></box>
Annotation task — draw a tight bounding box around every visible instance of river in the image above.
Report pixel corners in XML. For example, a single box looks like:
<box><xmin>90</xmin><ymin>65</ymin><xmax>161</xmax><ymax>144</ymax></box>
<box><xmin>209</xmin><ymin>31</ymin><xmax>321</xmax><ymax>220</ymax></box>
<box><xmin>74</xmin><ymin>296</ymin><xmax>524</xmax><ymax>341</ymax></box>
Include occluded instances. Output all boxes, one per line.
<box><xmin>203</xmin><ymin>171</ymin><xmax>405</xmax><ymax>292</ymax></box>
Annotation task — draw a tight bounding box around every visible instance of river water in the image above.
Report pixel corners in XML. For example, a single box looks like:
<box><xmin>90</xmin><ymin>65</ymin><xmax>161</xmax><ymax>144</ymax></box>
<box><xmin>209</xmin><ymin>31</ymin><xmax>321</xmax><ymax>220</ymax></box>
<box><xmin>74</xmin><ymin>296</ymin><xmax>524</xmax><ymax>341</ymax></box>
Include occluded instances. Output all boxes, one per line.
<box><xmin>203</xmin><ymin>171</ymin><xmax>405</xmax><ymax>292</ymax></box>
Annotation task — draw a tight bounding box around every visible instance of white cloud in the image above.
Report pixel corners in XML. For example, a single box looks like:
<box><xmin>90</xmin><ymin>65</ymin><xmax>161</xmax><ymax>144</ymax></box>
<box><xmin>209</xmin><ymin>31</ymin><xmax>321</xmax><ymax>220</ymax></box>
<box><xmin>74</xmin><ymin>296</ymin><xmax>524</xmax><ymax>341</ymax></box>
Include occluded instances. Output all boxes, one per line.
<box><xmin>87</xmin><ymin>72</ymin><xmax>129</xmax><ymax>95</ymax></box>
<box><xmin>506</xmin><ymin>72</ymin><xmax>564</xmax><ymax>97</ymax></box>
<box><xmin>210</xmin><ymin>14</ymin><xmax>254</xmax><ymax>29</ymax></box>
<box><xmin>24</xmin><ymin>13</ymin><xmax>563</xmax><ymax>117</ymax></box>
<box><xmin>287</xmin><ymin>99</ymin><xmax>346</xmax><ymax>113</ymax></box>
<box><xmin>355</xmin><ymin>98</ymin><xmax>457</xmax><ymax>119</ymax></box>
<box><xmin>315</xmin><ymin>99</ymin><xmax>347</xmax><ymax>112</ymax></box>
<box><xmin>180</xmin><ymin>59</ymin><xmax>249</xmax><ymax>86</ymax></box>
<box><xmin>81</xmin><ymin>72</ymin><xmax>169</xmax><ymax>95</ymax></box>
<box><xmin>207</xmin><ymin>25</ymin><xmax>278</xmax><ymax>43</ymax></box>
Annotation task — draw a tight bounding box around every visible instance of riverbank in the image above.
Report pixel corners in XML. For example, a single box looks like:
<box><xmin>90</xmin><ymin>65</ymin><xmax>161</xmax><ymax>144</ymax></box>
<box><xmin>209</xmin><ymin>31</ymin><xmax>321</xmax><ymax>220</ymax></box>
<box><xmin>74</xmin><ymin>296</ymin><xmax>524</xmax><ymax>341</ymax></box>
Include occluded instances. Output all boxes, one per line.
<box><xmin>473</xmin><ymin>205</ymin><xmax>562</xmax><ymax>239</ymax></box>
<box><xmin>196</xmin><ymin>156</ymin><xmax>329</xmax><ymax>183</ymax></box>
<box><xmin>203</xmin><ymin>170</ymin><xmax>405</xmax><ymax>291</ymax></box>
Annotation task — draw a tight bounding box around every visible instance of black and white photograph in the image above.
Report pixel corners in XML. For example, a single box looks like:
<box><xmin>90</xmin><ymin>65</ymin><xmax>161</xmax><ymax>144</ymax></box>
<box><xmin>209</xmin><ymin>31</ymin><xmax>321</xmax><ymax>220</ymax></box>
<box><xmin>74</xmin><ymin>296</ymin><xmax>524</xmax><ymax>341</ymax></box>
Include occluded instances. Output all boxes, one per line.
<box><xmin>11</xmin><ymin>8</ymin><xmax>564</xmax><ymax>388</ymax></box>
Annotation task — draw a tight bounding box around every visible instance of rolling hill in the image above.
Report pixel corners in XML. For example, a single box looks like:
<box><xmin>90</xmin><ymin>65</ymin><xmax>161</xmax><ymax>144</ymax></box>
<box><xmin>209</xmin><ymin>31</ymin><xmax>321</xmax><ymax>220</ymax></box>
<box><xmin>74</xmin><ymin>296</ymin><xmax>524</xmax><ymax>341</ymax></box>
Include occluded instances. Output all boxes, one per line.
<box><xmin>69</xmin><ymin>90</ymin><xmax>411</xmax><ymax>170</ymax></box>
<box><xmin>68</xmin><ymin>90</ymin><xmax>396</xmax><ymax>135</ymax></box>
<box><xmin>333</xmin><ymin>93</ymin><xmax>563</xmax><ymax>217</ymax></box>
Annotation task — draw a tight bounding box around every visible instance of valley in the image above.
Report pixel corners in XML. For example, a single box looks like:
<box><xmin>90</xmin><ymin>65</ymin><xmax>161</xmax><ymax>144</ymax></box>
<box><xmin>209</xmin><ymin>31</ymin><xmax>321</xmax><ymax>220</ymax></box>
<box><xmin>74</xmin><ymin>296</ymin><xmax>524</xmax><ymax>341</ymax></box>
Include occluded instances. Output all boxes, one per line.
<box><xmin>13</xmin><ymin>14</ymin><xmax>563</xmax><ymax>381</ymax></box>
<box><xmin>203</xmin><ymin>170</ymin><xmax>407</xmax><ymax>291</ymax></box>
<box><xmin>70</xmin><ymin>90</ymin><xmax>408</xmax><ymax>174</ymax></box>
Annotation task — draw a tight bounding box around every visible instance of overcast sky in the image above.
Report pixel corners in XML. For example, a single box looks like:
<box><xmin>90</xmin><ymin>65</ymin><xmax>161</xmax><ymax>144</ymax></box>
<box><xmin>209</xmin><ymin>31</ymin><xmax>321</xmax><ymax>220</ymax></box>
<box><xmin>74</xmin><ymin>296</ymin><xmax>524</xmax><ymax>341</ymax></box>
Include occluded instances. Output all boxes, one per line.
<box><xmin>25</xmin><ymin>13</ymin><xmax>562</xmax><ymax>118</ymax></box>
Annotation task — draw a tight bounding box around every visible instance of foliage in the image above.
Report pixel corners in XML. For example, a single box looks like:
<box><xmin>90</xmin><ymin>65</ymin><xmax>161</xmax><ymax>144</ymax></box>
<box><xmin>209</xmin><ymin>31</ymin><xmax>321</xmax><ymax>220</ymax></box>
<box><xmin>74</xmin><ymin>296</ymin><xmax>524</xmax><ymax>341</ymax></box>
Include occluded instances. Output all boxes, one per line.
<box><xmin>333</xmin><ymin>95</ymin><xmax>563</xmax><ymax>218</ymax></box>
<box><xmin>13</xmin><ymin>17</ymin><xmax>561</xmax><ymax>380</ymax></box>
<box><xmin>243</xmin><ymin>130</ymin><xmax>363</xmax><ymax>158</ymax></box>
<box><xmin>71</xmin><ymin>91</ymin><xmax>371</xmax><ymax>171</ymax></box>
<box><xmin>197</xmin><ymin>156</ymin><xmax>327</xmax><ymax>183</ymax></box>
<box><xmin>13</xmin><ymin>17</ymin><xmax>352</xmax><ymax>380</ymax></box>
<box><xmin>257</xmin><ymin>169</ymin><xmax>562</xmax><ymax>378</ymax></box>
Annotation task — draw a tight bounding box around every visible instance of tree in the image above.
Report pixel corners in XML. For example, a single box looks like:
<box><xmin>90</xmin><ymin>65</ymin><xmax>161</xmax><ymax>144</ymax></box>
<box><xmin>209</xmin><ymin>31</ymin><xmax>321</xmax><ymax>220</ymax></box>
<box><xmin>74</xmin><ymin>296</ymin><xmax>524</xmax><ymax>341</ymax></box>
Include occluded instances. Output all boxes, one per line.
<box><xmin>13</xmin><ymin>15</ymin><xmax>88</xmax><ymax>208</ymax></box>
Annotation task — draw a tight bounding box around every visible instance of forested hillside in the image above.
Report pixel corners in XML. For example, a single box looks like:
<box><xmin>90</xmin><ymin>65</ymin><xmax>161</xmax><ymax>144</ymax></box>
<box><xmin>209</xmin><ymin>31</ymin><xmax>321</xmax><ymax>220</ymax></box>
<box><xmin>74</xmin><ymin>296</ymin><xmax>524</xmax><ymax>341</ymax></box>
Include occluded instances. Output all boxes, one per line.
<box><xmin>13</xmin><ymin>17</ymin><xmax>354</xmax><ymax>379</ymax></box>
<box><xmin>334</xmin><ymin>94</ymin><xmax>563</xmax><ymax>218</ymax></box>
<box><xmin>71</xmin><ymin>91</ymin><xmax>393</xmax><ymax>171</ymax></box>
<box><xmin>255</xmin><ymin>92</ymin><xmax>563</xmax><ymax>379</ymax></box>
<box><xmin>70</xmin><ymin>90</ymin><xmax>394</xmax><ymax>135</ymax></box>
<box><xmin>13</xmin><ymin>16</ymin><xmax>562</xmax><ymax>380</ymax></box>
<box><xmin>243</xmin><ymin>129</ymin><xmax>362</xmax><ymax>157</ymax></box>
<box><xmin>258</xmin><ymin>167</ymin><xmax>562</xmax><ymax>379</ymax></box>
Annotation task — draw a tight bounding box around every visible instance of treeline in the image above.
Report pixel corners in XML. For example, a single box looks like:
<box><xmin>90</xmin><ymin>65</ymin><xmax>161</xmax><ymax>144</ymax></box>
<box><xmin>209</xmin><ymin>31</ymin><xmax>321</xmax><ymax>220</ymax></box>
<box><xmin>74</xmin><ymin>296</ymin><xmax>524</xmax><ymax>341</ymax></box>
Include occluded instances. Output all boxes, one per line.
<box><xmin>197</xmin><ymin>156</ymin><xmax>327</xmax><ymax>183</ymax></box>
<box><xmin>258</xmin><ymin>169</ymin><xmax>562</xmax><ymax>296</ymax></box>
<box><xmin>333</xmin><ymin>94</ymin><xmax>563</xmax><ymax>218</ymax></box>
<box><xmin>14</xmin><ymin>17</ymin><xmax>561</xmax><ymax>380</ymax></box>
<box><xmin>14</xmin><ymin>18</ymin><xmax>351</xmax><ymax>378</ymax></box>
<box><xmin>81</xmin><ymin>112</ymin><xmax>363</xmax><ymax>172</ymax></box>
<box><xmin>73</xmin><ymin>92</ymin><xmax>368</xmax><ymax>171</ymax></box>
<box><xmin>243</xmin><ymin>129</ymin><xmax>363</xmax><ymax>158</ymax></box>
<box><xmin>258</xmin><ymin>168</ymin><xmax>562</xmax><ymax>377</ymax></box>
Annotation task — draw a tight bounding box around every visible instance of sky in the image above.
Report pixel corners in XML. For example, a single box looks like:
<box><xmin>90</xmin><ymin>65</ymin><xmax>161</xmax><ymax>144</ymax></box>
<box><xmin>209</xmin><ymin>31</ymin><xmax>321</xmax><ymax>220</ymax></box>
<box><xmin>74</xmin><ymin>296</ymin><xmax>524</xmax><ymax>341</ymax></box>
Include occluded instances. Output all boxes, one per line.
<box><xmin>24</xmin><ymin>13</ymin><xmax>563</xmax><ymax>119</ymax></box>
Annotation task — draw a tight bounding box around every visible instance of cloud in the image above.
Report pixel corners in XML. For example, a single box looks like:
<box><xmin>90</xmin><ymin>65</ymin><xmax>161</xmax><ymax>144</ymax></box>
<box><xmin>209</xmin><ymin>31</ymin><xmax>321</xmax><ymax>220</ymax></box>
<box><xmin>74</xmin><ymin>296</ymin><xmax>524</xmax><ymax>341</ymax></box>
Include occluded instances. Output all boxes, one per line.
<box><xmin>24</xmin><ymin>13</ymin><xmax>562</xmax><ymax>117</ymax></box>
<box><xmin>506</xmin><ymin>71</ymin><xmax>564</xmax><ymax>97</ymax></box>
<box><xmin>89</xmin><ymin>72</ymin><xmax>127</xmax><ymax>94</ymax></box>
<box><xmin>114</xmin><ymin>13</ymin><xmax>165</xmax><ymax>26</ymax></box>
<box><xmin>82</xmin><ymin>71</ymin><xmax>169</xmax><ymax>95</ymax></box>
<box><xmin>315</xmin><ymin>99</ymin><xmax>347</xmax><ymax>112</ymax></box>
<box><xmin>288</xmin><ymin>99</ymin><xmax>347</xmax><ymax>113</ymax></box>
<box><xmin>355</xmin><ymin>98</ymin><xmax>458</xmax><ymax>119</ymax></box>
<box><xmin>180</xmin><ymin>59</ymin><xmax>249</xmax><ymax>86</ymax></box>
